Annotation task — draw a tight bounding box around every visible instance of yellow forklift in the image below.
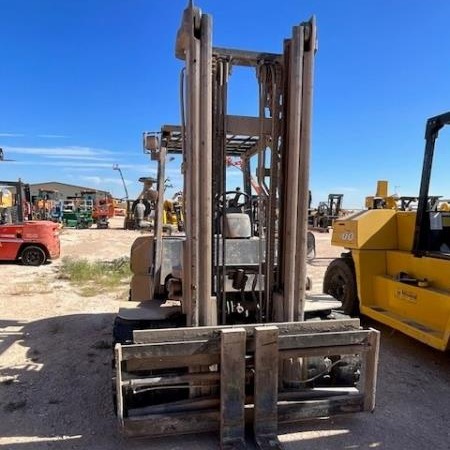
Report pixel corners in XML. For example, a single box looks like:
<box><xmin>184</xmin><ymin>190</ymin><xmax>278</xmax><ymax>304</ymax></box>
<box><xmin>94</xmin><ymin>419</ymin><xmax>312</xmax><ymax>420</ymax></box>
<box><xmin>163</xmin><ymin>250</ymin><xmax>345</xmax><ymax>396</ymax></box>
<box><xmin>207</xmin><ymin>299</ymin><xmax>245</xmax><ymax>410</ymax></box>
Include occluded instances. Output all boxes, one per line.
<box><xmin>325</xmin><ymin>112</ymin><xmax>450</xmax><ymax>351</ymax></box>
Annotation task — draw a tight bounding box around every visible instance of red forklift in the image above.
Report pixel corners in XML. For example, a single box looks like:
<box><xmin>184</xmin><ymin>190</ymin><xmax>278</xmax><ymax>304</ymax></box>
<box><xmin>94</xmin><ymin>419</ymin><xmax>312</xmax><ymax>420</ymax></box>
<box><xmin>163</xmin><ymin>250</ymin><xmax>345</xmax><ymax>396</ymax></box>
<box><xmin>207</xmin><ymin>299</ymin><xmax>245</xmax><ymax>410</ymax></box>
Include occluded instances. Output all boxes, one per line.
<box><xmin>0</xmin><ymin>180</ymin><xmax>60</xmax><ymax>266</ymax></box>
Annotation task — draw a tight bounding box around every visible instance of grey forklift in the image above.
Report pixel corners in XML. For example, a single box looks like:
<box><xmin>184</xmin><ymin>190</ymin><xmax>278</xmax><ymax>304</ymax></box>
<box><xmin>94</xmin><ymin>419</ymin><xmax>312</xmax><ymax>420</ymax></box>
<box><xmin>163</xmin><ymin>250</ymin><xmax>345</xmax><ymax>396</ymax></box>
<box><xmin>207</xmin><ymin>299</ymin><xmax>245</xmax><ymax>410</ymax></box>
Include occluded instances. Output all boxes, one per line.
<box><xmin>113</xmin><ymin>3</ymin><xmax>379</xmax><ymax>448</ymax></box>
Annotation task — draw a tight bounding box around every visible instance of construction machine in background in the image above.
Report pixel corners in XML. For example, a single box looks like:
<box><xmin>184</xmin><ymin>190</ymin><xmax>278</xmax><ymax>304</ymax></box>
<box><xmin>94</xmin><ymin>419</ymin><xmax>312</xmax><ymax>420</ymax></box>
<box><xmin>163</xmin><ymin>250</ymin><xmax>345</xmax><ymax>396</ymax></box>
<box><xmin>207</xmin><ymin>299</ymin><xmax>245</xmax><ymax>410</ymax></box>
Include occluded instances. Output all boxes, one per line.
<box><xmin>123</xmin><ymin>176</ymin><xmax>183</xmax><ymax>232</ymax></box>
<box><xmin>113</xmin><ymin>4</ymin><xmax>379</xmax><ymax>448</ymax></box>
<box><xmin>31</xmin><ymin>188</ymin><xmax>116</xmax><ymax>227</ymax></box>
<box><xmin>309</xmin><ymin>193</ymin><xmax>344</xmax><ymax>231</ymax></box>
<box><xmin>62</xmin><ymin>195</ymin><xmax>94</xmax><ymax>229</ymax></box>
<box><xmin>163</xmin><ymin>192</ymin><xmax>185</xmax><ymax>232</ymax></box>
<box><xmin>364</xmin><ymin>179</ymin><xmax>446</xmax><ymax>213</ymax></box>
<box><xmin>123</xmin><ymin>200</ymin><xmax>138</xmax><ymax>230</ymax></box>
<box><xmin>325</xmin><ymin>113</ymin><xmax>450</xmax><ymax>351</ymax></box>
<box><xmin>32</xmin><ymin>189</ymin><xmax>62</xmax><ymax>221</ymax></box>
<box><xmin>123</xmin><ymin>177</ymin><xmax>157</xmax><ymax>230</ymax></box>
<box><xmin>81</xmin><ymin>190</ymin><xmax>115</xmax><ymax>229</ymax></box>
<box><xmin>364</xmin><ymin>180</ymin><xmax>398</xmax><ymax>210</ymax></box>
<box><xmin>0</xmin><ymin>180</ymin><xmax>60</xmax><ymax>265</ymax></box>
<box><xmin>113</xmin><ymin>163</ymin><xmax>130</xmax><ymax>202</ymax></box>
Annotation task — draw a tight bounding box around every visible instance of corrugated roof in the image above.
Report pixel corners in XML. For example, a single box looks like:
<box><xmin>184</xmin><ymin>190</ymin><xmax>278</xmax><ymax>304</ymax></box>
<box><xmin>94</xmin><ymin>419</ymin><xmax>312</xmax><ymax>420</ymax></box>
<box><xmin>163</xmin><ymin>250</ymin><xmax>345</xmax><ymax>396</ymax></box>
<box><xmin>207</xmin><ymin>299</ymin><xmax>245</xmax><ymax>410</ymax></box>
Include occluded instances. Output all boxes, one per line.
<box><xmin>29</xmin><ymin>181</ymin><xmax>109</xmax><ymax>192</ymax></box>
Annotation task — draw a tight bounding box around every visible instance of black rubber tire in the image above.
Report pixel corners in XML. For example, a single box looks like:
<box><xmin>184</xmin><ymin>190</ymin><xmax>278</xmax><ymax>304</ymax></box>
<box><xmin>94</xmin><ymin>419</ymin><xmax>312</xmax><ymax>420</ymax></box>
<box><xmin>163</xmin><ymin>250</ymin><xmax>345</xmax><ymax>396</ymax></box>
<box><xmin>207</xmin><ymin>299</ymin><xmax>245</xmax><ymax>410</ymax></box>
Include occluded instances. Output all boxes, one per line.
<box><xmin>21</xmin><ymin>245</ymin><xmax>47</xmax><ymax>266</ymax></box>
<box><xmin>323</xmin><ymin>257</ymin><xmax>359</xmax><ymax>315</ymax></box>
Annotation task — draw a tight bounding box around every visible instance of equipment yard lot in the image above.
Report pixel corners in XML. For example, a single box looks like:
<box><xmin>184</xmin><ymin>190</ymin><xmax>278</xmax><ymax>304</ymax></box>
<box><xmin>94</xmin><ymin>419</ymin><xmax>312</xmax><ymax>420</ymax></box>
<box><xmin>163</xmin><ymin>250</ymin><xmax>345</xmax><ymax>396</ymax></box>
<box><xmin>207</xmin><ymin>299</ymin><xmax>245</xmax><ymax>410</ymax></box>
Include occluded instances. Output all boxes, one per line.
<box><xmin>0</xmin><ymin>218</ymin><xmax>448</xmax><ymax>450</ymax></box>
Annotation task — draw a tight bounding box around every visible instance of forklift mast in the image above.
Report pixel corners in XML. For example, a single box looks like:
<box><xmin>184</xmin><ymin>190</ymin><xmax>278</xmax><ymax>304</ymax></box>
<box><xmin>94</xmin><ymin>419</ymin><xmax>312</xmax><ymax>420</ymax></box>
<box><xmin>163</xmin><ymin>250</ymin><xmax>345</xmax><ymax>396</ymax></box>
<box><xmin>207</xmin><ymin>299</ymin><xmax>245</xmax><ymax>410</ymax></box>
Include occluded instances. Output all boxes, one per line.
<box><xmin>328</xmin><ymin>193</ymin><xmax>343</xmax><ymax>217</ymax></box>
<box><xmin>175</xmin><ymin>4</ymin><xmax>316</xmax><ymax>326</ymax></box>
<box><xmin>413</xmin><ymin>112</ymin><xmax>450</xmax><ymax>256</ymax></box>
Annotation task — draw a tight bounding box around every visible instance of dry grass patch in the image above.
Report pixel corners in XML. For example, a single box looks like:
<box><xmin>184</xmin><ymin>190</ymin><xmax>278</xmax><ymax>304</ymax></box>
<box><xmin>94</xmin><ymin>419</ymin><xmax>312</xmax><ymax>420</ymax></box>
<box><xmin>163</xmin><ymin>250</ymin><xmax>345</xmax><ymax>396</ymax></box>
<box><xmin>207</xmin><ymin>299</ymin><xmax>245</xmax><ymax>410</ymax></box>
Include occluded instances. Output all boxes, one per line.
<box><xmin>7</xmin><ymin>280</ymin><xmax>53</xmax><ymax>296</ymax></box>
<box><xmin>58</xmin><ymin>256</ymin><xmax>131</xmax><ymax>297</ymax></box>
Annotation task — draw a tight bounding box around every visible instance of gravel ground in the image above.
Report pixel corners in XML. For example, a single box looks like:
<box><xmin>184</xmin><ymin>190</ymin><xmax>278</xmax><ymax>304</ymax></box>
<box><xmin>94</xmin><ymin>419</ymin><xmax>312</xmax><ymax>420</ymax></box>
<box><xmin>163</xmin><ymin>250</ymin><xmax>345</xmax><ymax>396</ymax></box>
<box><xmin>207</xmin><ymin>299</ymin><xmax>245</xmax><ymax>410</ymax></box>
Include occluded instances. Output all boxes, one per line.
<box><xmin>0</xmin><ymin>220</ymin><xmax>449</xmax><ymax>449</ymax></box>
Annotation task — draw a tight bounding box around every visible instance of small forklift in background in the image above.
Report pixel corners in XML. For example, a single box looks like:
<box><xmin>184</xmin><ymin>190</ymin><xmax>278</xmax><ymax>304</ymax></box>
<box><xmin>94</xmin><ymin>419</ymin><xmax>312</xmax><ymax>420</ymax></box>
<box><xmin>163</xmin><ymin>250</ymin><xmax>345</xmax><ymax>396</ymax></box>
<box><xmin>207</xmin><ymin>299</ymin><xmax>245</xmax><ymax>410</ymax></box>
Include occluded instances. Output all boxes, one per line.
<box><xmin>123</xmin><ymin>177</ymin><xmax>157</xmax><ymax>230</ymax></box>
<box><xmin>0</xmin><ymin>180</ymin><xmax>60</xmax><ymax>266</ymax></box>
<box><xmin>309</xmin><ymin>193</ymin><xmax>344</xmax><ymax>231</ymax></box>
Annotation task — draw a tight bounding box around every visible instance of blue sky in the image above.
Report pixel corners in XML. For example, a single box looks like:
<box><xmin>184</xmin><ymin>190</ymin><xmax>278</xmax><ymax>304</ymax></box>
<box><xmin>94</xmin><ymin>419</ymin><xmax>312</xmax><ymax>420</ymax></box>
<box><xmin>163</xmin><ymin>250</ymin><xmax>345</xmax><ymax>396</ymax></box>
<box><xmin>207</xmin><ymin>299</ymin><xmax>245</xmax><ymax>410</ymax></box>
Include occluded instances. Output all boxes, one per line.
<box><xmin>1</xmin><ymin>0</ymin><xmax>450</xmax><ymax>207</ymax></box>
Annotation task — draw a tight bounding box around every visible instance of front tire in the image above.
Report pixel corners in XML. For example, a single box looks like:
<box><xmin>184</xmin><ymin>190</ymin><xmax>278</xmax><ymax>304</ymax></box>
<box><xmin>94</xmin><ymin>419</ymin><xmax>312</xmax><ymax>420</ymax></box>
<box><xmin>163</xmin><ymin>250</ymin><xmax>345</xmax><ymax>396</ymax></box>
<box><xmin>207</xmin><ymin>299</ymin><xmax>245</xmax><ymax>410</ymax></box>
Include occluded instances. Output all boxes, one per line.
<box><xmin>323</xmin><ymin>257</ymin><xmax>359</xmax><ymax>315</ymax></box>
<box><xmin>21</xmin><ymin>246</ymin><xmax>47</xmax><ymax>266</ymax></box>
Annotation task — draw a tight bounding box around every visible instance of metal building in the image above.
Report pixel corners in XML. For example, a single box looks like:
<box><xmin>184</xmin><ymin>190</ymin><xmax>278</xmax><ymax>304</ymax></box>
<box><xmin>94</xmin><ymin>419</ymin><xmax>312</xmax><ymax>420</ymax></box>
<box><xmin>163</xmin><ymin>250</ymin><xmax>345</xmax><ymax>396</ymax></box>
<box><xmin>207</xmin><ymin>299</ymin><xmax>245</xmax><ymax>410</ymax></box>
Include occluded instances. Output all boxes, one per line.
<box><xmin>29</xmin><ymin>181</ymin><xmax>110</xmax><ymax>200</ymax></box>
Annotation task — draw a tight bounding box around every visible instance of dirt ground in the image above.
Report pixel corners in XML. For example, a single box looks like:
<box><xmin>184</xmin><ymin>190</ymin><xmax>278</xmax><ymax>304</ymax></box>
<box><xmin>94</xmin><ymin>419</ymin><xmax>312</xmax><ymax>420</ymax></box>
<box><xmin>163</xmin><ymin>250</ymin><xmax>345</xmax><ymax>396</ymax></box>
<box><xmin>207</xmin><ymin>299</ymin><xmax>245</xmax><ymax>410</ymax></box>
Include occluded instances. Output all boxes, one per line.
<box><xmin>0</xmin><ymin>218</ymin><xmax>449</xmax><ymax>450</ymax></box>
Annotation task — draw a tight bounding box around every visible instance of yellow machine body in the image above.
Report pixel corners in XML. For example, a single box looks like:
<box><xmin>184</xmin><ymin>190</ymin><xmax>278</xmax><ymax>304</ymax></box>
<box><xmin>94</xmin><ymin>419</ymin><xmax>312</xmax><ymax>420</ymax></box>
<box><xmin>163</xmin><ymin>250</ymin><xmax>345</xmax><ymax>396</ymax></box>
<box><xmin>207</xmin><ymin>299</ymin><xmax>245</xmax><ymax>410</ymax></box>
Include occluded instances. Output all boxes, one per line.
<box><xmin>364</xmin><ymin>180</ymin><xmax>398</xmax><ymax>210</ymax></box>
<box><xmin>162</xmin><ymin>199</ymin><xmax>179</xmax><ymax>226</ymax></box>
<box><xmin>0</xmin><ymin>188</ymin><xmax>13</xmax><ymax>207</ymax></box>
<box><xmin>332</xmin><ymin>210</ymin><xmax>450</xmax><ymax>350</ymax></box>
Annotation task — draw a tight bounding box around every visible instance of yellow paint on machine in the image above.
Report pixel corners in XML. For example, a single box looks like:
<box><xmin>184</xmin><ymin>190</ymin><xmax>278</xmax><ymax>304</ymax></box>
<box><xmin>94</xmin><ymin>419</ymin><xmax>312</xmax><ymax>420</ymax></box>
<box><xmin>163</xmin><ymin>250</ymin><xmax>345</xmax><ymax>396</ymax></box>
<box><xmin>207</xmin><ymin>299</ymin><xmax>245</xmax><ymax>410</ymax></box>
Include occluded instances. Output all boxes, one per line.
<box><xmin>332</xmin><ymin>209</ymin><xmax>398</xmax><ymax>250</ymax></box>
<box><xmin>330</xmin><ymin>208</ymin><xmax>450</xmax><ymax>351</ymax></box>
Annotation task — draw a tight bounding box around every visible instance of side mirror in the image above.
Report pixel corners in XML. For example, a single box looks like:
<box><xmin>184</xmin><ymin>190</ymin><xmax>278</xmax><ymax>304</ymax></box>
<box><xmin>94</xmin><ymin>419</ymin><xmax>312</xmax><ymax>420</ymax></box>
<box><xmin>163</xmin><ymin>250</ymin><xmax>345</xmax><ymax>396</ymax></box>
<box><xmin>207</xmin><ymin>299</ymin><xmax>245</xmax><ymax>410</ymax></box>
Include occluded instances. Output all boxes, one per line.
<box><xmin>143</xmin><ymin>132</ymin><xmax>160</xmax><ymax>152</ymax></box>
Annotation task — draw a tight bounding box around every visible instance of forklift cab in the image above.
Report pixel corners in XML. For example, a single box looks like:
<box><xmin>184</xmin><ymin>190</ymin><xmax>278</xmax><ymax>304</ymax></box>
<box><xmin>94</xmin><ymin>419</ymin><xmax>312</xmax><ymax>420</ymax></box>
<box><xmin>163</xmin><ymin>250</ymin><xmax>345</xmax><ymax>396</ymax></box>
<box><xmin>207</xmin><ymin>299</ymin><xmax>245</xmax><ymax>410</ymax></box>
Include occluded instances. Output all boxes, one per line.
<box><xmin>413</xmin><ymin>112</ymin><xmax>450</xmax><ymax>258</ymax></box>
<box><xmin>426</xmin><ymin>211</ymin><xmax>450</xmax><ymax>253</ymax></box>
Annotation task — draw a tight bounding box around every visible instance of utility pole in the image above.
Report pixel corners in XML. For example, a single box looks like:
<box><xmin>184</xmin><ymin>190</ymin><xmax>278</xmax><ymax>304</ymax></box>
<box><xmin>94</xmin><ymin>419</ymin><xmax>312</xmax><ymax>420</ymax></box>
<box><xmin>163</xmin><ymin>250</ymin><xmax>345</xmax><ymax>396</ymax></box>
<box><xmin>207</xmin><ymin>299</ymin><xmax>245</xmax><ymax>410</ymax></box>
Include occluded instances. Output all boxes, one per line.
<box><xmin>113</xmin><ymin>164</ymin><xmax>129</xmax><ymax>200</ymax></box>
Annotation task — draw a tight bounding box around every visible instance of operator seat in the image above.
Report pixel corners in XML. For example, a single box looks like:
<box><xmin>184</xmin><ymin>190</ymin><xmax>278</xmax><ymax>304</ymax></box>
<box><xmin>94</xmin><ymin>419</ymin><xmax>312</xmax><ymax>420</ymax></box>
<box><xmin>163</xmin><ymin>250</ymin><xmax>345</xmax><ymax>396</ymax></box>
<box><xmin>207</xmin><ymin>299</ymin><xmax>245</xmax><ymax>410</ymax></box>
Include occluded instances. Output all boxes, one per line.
<box><xmin>224</xmin><ymin>213</ymin><xmax>252</xmax><ymax>238</ymax></box>
<box><xmin>217</xmin><ymin>189</ymin><xmax>253</xmax><ymax>238</ymax></box>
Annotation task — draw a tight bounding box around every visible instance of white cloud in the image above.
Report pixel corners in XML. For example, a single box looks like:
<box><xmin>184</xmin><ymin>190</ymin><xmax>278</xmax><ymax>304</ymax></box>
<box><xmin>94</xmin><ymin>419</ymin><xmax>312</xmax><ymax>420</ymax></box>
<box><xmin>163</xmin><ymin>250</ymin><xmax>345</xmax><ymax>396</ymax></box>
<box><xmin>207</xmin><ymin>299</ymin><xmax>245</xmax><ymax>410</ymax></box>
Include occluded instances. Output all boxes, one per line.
<box><xmin>79</xmin><ymin>176</ymin><xmax>133</xmax><ymax>186</ymax></box>
<box><xmin>61</xmin><ymin>167</ymin><xmax>101</xmax><ymax>173</ymax></box>
<box><xmin>4</xmin><ymin>145</ymin><xmax>112</xmax><ymax>157</ymax></box>
<box><xmin>45</xmin><ymin>155</ymin><xmax>116</xmax><ymax>161</ymax></box>
<box><xmin>36</xmin><ymin>134</ymin><xmax>69</xmax><ymax>138</ymax></box>
<box><xmin>0</xmin><ymin>133</ymin><xmax>24</xmax><ymax>137</ymax></box>
<box><xmin>8</xmin><ymin>160</ymin><xmax>145</xmax><ymax>170</ymax></box>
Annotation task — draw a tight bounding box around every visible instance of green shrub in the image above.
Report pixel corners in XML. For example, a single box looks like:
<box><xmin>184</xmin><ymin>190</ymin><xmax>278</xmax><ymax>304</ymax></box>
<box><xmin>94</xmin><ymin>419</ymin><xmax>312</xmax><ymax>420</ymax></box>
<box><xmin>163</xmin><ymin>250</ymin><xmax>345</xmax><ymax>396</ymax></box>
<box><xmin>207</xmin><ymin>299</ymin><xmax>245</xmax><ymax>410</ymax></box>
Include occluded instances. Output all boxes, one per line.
<box><xmin>59</xmin><ymin>256</ymin><xmax>131</xmax><ymax>296</ymax></box>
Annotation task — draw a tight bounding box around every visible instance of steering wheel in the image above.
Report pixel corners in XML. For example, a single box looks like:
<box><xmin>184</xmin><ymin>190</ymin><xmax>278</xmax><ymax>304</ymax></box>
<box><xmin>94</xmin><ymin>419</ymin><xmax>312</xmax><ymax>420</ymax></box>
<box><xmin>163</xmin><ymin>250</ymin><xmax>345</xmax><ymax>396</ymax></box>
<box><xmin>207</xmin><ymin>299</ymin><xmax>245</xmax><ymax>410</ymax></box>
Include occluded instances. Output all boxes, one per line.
<box><xmin>216</xmin><ymin>190</ymin><xmax>251</xmax><ymax>210</ymax></box>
